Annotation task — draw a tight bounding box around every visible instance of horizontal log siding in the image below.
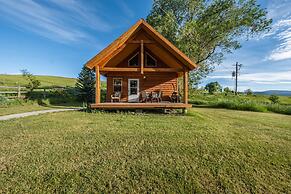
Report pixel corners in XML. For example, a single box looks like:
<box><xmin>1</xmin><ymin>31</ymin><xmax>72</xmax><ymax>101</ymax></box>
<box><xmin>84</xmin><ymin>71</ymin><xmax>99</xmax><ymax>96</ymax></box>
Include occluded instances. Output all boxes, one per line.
<box><xmin>106</xmin><ymin>72</ymin><xmax>178</xmax><ymax>102</ymax></box>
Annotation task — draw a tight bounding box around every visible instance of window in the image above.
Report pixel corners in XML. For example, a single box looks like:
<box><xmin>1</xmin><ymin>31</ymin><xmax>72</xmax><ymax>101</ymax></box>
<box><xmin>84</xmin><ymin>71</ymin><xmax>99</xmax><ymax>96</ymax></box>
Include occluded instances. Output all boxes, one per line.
<box><xmin>128</xmin><ymin>52</ymin><xmax>139</xmax><ymax>67</ymax></box>
<box><xmin>145</xmin><ymin>52</ymin><xmax>157</xmax><ymax>67</ymax></box>
<box><xmin>113</xmin><ymin>78</ymin><xmax>122</xmax><ymax>93</ymax></box>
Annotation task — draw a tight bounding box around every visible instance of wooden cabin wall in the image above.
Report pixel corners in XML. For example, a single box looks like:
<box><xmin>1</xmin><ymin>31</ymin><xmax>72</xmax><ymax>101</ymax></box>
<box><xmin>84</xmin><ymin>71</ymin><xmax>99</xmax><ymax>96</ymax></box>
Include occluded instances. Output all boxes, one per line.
<box><xmin>106</xmin><ymin>72</ymin><xmax>178</xmax><ymax>102</ymax></box>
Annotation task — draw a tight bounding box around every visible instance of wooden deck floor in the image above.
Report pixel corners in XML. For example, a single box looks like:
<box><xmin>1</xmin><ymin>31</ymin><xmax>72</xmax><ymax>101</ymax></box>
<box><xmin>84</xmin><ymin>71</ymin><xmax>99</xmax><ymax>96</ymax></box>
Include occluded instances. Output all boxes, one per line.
<box><xmin>90</xmin><ymin>102</ymin><xmax>192</xmax><ymax>109</ymax></box>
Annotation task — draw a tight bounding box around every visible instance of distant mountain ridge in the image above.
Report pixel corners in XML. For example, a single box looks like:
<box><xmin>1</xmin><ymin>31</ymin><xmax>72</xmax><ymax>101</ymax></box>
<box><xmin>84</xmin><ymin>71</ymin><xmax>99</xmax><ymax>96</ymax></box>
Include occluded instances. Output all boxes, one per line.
<box><xmin>255</xmin><ymin>90</ymin><xmax>291</xmax><ymax>96</ymax></box>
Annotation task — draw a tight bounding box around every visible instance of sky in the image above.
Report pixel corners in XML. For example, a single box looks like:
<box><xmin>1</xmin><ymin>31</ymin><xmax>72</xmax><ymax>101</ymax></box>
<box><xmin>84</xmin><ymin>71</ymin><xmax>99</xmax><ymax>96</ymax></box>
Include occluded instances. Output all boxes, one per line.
<box><xmin>0</xmin><ymin>0</ymin><xmax>290</xmax><ymax>92</ymax></box>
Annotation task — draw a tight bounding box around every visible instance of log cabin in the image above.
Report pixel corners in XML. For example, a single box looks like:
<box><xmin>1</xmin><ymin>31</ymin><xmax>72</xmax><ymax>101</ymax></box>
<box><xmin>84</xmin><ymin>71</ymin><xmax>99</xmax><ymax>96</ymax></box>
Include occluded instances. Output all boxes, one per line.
<box><xmin>85</xmin><ymin>19</ymin><xmax>197</xmax><ymax>111</ymax></box>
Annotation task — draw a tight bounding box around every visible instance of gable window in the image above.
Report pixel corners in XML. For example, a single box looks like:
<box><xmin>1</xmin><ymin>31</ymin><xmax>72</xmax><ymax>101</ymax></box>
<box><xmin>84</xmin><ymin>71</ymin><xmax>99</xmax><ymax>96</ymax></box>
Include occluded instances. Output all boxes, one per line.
<box><xmin>145</xmin><ymin>52</ymin><xmax>157</xmax><ymax>67</ymax></box>
<box><xmin>113</xmin><ymin>78</ymin><xmax>122</xmax><ymax>94</ymax></box>
<box><xmin>128</xmin><ymin>52</ymin><xmax>139</xmax><ymax>67</ymax></box>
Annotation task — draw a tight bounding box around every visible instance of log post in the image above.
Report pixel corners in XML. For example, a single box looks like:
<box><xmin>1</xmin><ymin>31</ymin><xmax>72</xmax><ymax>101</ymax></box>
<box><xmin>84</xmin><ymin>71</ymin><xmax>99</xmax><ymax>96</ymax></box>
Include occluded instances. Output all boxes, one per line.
<box><xmin>183</xmin><ymin>70</ymin><xmax>188</xmax><ymax>104</ymax></box>
<box><xmin>96</xmin><ymin>65</ymin><xmax>101</xmax><ymax>104</ymax></box>
<box><xmin>140</xmin><ymin>40</ymin><xmax>144</xmax><ymax>74</ymax></box>
<box><xmin>17</xmin><ymin>85</ymin><xmax>21</xmax><ymax>98</ymax></box>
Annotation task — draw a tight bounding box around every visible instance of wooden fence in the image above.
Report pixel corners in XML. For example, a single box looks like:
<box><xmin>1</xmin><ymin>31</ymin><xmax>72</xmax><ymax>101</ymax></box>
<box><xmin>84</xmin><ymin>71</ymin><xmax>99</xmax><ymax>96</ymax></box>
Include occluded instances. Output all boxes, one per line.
<box><xmin>0</xmin><ymin>86</ymin><xmax>27</xmax><ymax>98</ymax></box>
<box><xmin>0</xmin><ymin>86</ymin><xmax>67</xmax><ymax>99</ymax></box>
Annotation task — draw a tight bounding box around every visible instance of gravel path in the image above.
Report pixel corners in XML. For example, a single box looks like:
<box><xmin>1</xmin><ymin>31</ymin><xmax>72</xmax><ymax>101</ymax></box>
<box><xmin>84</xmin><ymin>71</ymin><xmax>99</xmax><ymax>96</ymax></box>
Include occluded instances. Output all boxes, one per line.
<box><xmin>0</xmin><ymin>109</ymin><xmax>80</xmax><ymax>121</ymax></box>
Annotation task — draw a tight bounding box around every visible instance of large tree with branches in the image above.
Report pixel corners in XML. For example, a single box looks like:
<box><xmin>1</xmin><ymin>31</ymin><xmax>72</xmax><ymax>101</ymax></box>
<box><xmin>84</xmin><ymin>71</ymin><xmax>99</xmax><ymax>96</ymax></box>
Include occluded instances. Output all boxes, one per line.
<box><xmin>147</xmin><ymin>0</ymin><xmax>272</xmax><ymax>87</ymax></box>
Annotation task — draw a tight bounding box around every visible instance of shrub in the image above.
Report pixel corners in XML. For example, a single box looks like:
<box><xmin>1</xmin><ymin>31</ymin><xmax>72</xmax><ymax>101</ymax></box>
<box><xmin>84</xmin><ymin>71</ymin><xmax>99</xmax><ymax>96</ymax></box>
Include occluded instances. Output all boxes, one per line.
<box><xmin>245</xmin><ymin>89</ymin><xmax>253</xmax><ymax>96</ymax></box>
<box><xmin>269</xmin><ymin>95</ymin><xmax>280</xmax><ymax>104</ymax></box>
<box><xmin>266</xmin><ymin>104</ymin><xmax>291</xmax><ymax>115</ymax></box>
<box><xmin>21</xmin><ymin>69</ymin><xmax>41</xmax><ymax>93</ymax></box>
<box><xmin>0</xmin><ymin>96</ymin><xmax>9</xmax><ymax>105</ymax></box>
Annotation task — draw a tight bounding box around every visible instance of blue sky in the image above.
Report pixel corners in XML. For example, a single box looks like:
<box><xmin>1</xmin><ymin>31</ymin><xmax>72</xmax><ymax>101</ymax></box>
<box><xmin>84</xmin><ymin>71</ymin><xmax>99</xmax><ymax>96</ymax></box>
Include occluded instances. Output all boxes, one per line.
<box><xmin>0</xmin><ymin>0</ymin><xmax>290</xmax><ymax>91</ymax></box>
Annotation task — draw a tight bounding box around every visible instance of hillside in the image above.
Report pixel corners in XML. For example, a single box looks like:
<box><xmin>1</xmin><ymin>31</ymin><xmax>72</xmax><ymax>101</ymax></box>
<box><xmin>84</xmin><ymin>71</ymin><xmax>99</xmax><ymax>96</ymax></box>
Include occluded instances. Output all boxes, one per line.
<box><xmin>255</xmin><ymin>90</ymin><xmax>291</xmax><ymax>96</ymax></box>
<box><xmin>0</xmin><ymin>74</ymin><xmax>76</xmax><ymax>87</ymax></box>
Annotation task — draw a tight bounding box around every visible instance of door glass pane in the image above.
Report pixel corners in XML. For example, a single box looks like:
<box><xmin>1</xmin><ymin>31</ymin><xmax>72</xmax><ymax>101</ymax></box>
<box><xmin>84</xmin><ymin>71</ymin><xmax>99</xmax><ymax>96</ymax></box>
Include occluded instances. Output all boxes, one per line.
<box><xmin>130</xmin><ymin>88</ymin><xmax>137</xmax><ymax>95</ymax></box>
<box><xmin>130</xmin><ymin>80</ymin><xmax>137</xmax><ymax>87</ymax></box>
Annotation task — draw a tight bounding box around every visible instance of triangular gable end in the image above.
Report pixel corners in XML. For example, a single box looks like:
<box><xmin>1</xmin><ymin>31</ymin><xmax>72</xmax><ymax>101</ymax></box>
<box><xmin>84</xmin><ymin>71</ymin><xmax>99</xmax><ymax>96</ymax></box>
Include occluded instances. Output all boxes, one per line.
<box><xmin>85</xmin><ymin>19</ymin><xmax>197</xmax><ymax>70</ymax></box>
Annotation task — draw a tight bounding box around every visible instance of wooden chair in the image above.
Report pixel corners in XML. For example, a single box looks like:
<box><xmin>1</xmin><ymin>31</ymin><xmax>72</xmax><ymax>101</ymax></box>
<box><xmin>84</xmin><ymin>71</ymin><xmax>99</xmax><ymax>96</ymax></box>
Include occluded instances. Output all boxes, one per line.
<box><xmin>111</xmin><ymin>92</ymin><xmax>121</xmax><ymax>102</ymax></box>
<box><xmin>140</xmin><ymin>91</ymin><xmax>151</xmax><ymax>103</ymax></box>
<box><xmin>152</xmin><ymin>91</ymin><xmax>162</xmax><ymax>103</ymax></box>
<box><xmin>170</xmin><ymin>91</ymin><xmax>180</xmax><ymax>103</ymax></box>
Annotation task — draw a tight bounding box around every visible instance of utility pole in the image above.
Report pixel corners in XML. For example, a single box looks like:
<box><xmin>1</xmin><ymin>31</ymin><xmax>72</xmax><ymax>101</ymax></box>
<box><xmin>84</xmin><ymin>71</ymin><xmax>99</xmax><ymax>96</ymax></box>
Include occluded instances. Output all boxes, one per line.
<box><xmin>232</xmin><ymin>62</ymin><xmax>242</xmax><ymax>95</ymax></box>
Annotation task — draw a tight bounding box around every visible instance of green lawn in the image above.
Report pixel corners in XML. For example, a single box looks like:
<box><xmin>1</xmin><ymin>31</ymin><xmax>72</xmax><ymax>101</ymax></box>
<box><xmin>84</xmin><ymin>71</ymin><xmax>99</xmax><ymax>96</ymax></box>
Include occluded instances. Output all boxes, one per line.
<box><xmin>0</xmin><ymin>108</ymin><xmax>290</xmax><ymax>193</ymax></box>
<box><xmin>0</xmin><ymin>103</ymin><xmax>53</xmax><ymax>116</ymax></box>
<box><xmin>0</xmin><ymin>74</ymin><xmax>76</xmax><ymax>87</ymax></box>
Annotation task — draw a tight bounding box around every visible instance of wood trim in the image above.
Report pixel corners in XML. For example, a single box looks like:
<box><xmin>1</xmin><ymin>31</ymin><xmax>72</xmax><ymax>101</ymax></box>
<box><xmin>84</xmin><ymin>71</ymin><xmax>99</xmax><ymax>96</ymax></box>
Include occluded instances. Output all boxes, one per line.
<box><xmin>183</xmin><ymin>71</ymin><xmax>188</xmax><ymax>104</ymax></box>
<box><xmin>91</xmin><ymin>102</ymin><xmax>192</xmax><ymax>109</ymax></box>
<box><xmin>96</xmin><ymin>66</ymin><xmax>101</xmax><ymax>103</ymax></box>
<box><xmin>85</xmin><ymin>19</ymin><xmax>197</xmax><ymax>70</ymax></box>
<box><xmin>128</xmin><ymin>40</ymin><xmax>155</xmax><ymax>44</ymax></box>
<box><xmin>141</xmin><ymin>40</ymin><xmax>144</xmax><ymax>74</ymax></box>
<box><xmin>100</xmin><ymin>67</ymin><xmax>182</xmax><ymax>72</ymax></box>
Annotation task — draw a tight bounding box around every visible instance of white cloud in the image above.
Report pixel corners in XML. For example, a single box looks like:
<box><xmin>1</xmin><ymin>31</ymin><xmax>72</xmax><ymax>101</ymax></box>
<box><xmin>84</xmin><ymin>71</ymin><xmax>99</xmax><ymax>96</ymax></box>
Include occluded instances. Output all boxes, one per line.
<box><xmin>0</xmin><ymin>0</ymin><xmax>112</xmax><ymax>44</ymax></box>
<box><xmin>267</xmin><ymin>18</ymin><xmax>291</xmax><ymax>61</ymax></box>
<box><xmin>209</xmin><ymin>71</ymin><xmax>291</xmax><ymax>83</ymax></box>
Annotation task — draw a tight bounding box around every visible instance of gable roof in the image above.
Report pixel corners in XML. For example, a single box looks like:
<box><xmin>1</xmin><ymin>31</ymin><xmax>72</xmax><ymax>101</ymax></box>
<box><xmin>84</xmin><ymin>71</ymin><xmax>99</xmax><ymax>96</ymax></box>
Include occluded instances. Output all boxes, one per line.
<box><xmin>85</xmin><ymin>19</ymin><xmax>197</xmax><ymax>70</ymax></box>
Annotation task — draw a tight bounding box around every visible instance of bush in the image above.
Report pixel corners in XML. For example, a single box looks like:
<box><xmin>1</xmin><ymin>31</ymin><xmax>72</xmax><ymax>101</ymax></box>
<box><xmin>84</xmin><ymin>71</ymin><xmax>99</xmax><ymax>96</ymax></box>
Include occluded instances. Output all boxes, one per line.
<box><xmin>211</xmin><ymin>100</ymin><xmax>267</xmax><ymax>112</ymax></box>
<box><xmin>266</xmin><ymin>104</ymin><xmax>291</xmax><ymax>115</ymax></box>
<box><xmin>269</xmin><ymin>95</ymin><xmax>280</xmax><ymax>104</ymax></box>
<box><xmin>0</xmin><ymin>96</ymin><xmax>9</xmax><ymax>105</ymax></box>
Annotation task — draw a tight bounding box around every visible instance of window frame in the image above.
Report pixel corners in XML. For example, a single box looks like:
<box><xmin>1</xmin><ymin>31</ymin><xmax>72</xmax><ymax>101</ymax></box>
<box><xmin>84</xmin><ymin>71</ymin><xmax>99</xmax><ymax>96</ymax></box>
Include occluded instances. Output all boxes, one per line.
<box><xmin>113</xmin><ymin>78</ymin><xmax>122</xmax><ymax>94</ymax></box>
<box><xmin>145</xmin><ymin>52</ymin><xmax>157</xmax><ymax>67</ymax></box>
<box><xmin>128</xmin><ymin>52</ymin><xmax>140</xmax><ymax>67</ymax></box>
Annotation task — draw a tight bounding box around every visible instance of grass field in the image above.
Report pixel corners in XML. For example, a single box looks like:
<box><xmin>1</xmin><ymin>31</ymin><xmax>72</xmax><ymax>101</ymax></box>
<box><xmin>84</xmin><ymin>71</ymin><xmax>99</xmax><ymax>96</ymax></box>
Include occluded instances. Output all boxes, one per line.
<box><xmin>0</xmin><ymin>103</ymin><xmax>53</xmax><ymax>116</ymax></box>
<box><xmin>0</xmin><ymin>74</ymin><xmax>76</xmax><ymax>87</ymax></box>
<box><xmin>0</xmin><ymin>108</ymin><xmax>290</xmax><ymax>193</ymax></box>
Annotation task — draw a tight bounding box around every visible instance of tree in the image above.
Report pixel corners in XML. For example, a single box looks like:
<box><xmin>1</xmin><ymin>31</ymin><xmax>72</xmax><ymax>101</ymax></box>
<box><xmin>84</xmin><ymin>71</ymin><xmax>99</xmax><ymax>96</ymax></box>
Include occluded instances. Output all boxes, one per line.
<box><xmin>224</xmin><ymin>87</ymin><xmax>232</xmax><ymax>94</ymax></box>
<box><xmin>269</xmin><ymin>95</ymin><xmax>279</xmax><ymax>104</ymax></box>
<box><xmin>147</xmin><ymin>0</ymin><xmax>272</xmax><ymax>86</ymax></box>
<box><xmin>21</xmin><ymin>69</ymin><xmax>41</xmax><ymax>92</ymax></box>
<box><xmin>205</xmin><ymin>81</ymin><xmax>222</xmax><ymax>94</ymax></box>
<box><xmin>75</xmin><ymin>66</ymin><xmax>96</xmax><ymax>104</ymax></box>
<box><xmin>245</xmin><ymin>89</ymin><xmax>253</xmax><ymax>95</ymax></box>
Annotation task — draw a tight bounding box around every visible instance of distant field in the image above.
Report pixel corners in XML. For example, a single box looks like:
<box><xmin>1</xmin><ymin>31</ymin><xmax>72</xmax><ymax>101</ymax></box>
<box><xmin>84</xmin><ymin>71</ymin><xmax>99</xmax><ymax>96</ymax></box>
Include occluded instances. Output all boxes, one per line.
<box><xmin>0</xmin><ymin>74</ymin><xmax>76</xmax><ymax>87</ymax></box>
<box><xmin>0</xmin><ymin>108</ymin><xmax>290</xmax><ymax>193</ymax></box>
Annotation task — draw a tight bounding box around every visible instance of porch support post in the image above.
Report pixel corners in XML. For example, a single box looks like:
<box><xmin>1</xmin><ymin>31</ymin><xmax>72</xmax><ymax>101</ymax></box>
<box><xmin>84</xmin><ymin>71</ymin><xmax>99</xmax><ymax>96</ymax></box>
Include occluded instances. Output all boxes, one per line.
<box><xmin>96</xmin><ymin>65</ymin><xmax>101</xmax><ymax>104</ymax></box>
<box><xmin>183</xmin><ymin>70</ymin><xmax>188</xmax><ymax>104</ymax></box>
<box><xmin>140</xmin><ymin>40</ymin><xmax>144</xmax><ymax>74</ymax></box>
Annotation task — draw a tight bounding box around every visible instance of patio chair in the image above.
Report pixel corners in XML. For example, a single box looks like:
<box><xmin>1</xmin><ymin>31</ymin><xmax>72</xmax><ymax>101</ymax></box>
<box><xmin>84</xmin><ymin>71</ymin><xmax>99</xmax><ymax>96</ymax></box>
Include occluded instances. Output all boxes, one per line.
<box><xmin>152</xmin><ymin>91</ymin><xmax>162</xmax><ymax>103</ymax></box>
<box><xmin>111</xmin><ymin>92</ymin><xmax>121</xmax><ymax>102</ymax></box>
<box><xmin>140</xmin><ymin>91</ymin><xmax>151</xmax><ymax>103</ymax></box>
<box><xmin>170</xmin><ymin>91</ymin><xmax>180</xmax><ymax>103</ymax></box>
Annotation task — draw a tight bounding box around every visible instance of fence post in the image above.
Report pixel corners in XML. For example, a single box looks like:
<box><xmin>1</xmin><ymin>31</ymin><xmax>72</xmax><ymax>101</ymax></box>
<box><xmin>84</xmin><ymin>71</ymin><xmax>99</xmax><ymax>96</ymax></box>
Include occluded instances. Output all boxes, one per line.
<box><xmin>17</xmin><ymin>85</ymin><xmax>21</xmax><ymax>98</ymax></box>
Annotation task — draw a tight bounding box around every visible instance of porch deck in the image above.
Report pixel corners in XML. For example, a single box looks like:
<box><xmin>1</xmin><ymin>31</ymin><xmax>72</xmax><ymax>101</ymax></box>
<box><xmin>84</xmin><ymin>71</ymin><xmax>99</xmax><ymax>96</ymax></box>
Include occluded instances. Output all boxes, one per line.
<box><xmin>90</xmin><ymin>102</ymin><xmax>192</xmax><ymax>109</ymax></box>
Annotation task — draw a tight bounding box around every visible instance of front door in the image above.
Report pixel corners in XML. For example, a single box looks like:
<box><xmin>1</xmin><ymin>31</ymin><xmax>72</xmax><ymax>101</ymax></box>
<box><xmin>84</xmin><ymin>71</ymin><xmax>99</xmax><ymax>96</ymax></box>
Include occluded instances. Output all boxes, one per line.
<box><xmin>128</xmin><ymin>79</ymin><xmax>139</xmax><ymax>102</ymax></box>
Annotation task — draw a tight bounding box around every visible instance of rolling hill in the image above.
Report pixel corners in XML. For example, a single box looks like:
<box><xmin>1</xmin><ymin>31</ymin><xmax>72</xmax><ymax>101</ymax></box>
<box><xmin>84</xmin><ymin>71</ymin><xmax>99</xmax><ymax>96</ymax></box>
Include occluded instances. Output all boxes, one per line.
<box><xmin>0</xmin><ymin>74</ymin><xmax>77</xmax><ymax>87</ymax></box>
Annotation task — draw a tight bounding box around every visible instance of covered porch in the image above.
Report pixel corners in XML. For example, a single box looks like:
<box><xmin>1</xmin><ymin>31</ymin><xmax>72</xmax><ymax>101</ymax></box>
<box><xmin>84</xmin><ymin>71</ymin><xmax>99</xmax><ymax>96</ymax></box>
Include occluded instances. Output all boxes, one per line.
<box><xmin>92</xmin><ymin>66</ymin><xmax>190</xmax><ymax>110</ymax></box>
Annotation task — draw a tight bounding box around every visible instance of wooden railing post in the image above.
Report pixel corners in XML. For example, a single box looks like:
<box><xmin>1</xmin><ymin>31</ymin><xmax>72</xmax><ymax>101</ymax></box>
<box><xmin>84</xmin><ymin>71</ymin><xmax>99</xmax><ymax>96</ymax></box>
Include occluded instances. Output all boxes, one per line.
<box><xmin>96</xmin><ymin>65</ymin><xmax>101</xmax><ymax>104</ymax></box>
<box><xmin>183</xmin><ymin>70</ymin><xmax>188</xmax><ymax>104</ymax></box>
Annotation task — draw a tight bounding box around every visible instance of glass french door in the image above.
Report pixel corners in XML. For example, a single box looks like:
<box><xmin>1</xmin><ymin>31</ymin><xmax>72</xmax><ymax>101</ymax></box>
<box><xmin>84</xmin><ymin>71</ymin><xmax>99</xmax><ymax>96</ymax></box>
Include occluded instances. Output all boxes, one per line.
<box><xmin>128</xmin><ymin>79</ymin><xmax>139</xmax><ymax>102</ymax></box>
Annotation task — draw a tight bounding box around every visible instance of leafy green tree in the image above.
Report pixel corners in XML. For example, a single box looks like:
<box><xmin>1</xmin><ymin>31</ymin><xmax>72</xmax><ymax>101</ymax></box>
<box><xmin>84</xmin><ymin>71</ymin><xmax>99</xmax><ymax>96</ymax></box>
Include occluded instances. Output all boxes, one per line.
<box><xmin>21</xmin><ymin>69</ymin><xmax>41</xmax><ymax>92</ymax></box>
<box><xmin>76</xmin><ymin>66</ymin><xmax>95</xmax><ymax>104</ymax></box>
<box><xmin>224</xmin><ymin>87</ymin><xmax>232</xmax><ymax>94</ymax></box>
<box><xmin>205</xmin><ymin>81</ymin><xmax>222</xmax><ymax>94</ymax></box>
<box><xmin>245</xmin><ymin>89</ymin><xmax>253</xmax><ymax>95</ymax></box>
<box><xmin>147</xmin><ymin>0</ymin><xmax>272</xmax><ymax>86</ymax></box>
<box><xmin>269</xmin><ymin>95</ymin><xmax>279</xmax><ymax>104</ymax></box>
